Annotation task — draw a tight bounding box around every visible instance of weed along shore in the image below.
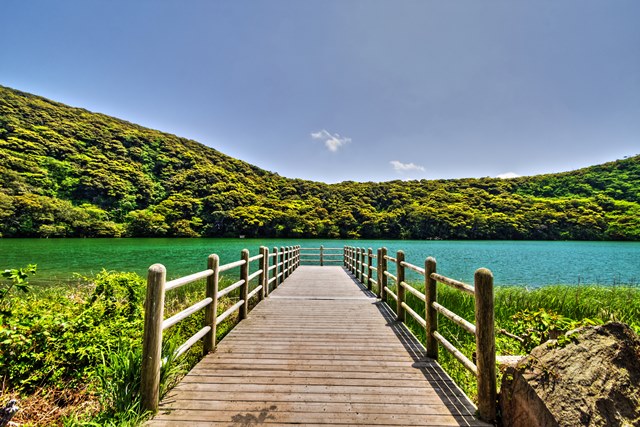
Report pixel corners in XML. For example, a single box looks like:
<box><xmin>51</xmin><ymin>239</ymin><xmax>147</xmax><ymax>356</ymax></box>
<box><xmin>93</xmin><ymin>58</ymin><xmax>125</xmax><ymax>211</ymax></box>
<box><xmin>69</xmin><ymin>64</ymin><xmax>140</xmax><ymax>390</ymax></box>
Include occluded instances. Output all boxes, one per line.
<box><xmin>2</xmin><ymin>245</ymin><xmax>639</xmax><ymax>425</ymax></box>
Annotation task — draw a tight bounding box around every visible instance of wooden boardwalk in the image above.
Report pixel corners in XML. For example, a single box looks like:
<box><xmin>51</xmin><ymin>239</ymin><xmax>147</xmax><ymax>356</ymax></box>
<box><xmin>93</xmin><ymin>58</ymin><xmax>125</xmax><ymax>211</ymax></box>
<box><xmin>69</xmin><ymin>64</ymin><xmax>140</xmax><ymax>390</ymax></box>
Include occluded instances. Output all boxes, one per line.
<box><xmin>147</xmin><ymin>266</ymin><xmax>487</xmax><ymax>426</ymax></box>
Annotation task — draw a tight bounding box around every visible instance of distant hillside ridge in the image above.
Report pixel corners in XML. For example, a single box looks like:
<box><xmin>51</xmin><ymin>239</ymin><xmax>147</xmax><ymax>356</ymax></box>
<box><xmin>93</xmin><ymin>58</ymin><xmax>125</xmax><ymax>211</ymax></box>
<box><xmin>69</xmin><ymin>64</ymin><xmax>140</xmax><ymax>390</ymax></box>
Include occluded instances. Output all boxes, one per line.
<box><xmin>1</xmin><ymin>85</ymin><xmax>638</xmax><ymax>240</ymax></box>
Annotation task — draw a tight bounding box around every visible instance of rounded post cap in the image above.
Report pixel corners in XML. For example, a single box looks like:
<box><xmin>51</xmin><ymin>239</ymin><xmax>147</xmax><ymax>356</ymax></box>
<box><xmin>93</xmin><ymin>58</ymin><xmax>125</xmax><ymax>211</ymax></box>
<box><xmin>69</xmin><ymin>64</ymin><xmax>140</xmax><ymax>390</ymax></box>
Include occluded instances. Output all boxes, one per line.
<box><xmin>148</xmin><ymin>263</ymin><xmax>166</xmax><ymax>274</ymax></box>
<box><xmin>474</xmin><ymin>267</ymin><xmax>493</xmax><ymax>279</ymax></box>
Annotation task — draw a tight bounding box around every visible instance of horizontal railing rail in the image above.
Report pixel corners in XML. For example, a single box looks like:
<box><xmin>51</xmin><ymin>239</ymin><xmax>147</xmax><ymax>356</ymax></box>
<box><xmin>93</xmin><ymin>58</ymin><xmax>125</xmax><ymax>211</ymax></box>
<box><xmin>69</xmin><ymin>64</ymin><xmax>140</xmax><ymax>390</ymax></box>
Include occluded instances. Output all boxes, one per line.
<box><xmin>343</xmin><ymin>245</ymin><xmax>496</xmax><ymax>423</ymax></box>
<box><xmin>299</xmin><ymin>245</ymin><xmax>343</xmax><ymax>266</ymax></box>
<box><xmin>142</xmin><ymin>243</ymin><xmax>495</xmax><ymax>422</ymax></box>
<box><xmin>141</xmin><ymin>245</ymin><xmax>301</xmax><ymax>412</ymax></box>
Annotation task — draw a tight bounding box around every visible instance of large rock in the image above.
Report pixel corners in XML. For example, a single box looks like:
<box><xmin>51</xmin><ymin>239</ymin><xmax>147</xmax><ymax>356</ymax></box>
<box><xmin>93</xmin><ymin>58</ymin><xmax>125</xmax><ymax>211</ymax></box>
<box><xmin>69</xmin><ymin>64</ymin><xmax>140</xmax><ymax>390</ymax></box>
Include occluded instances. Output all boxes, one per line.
<box><xmin>499</xmin><ymin>322</ymin><xmax>640</xmax><ymax>427</ymax></box>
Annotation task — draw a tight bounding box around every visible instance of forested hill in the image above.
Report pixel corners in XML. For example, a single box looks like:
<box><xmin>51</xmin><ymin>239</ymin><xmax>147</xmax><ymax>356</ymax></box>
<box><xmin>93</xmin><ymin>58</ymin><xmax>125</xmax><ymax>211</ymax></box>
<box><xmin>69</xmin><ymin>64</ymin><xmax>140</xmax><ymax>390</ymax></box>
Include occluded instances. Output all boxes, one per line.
<box><xmin>1</xmin><ymin>85</ymin><xmax>639</xmax><ymax>240</ymax></box>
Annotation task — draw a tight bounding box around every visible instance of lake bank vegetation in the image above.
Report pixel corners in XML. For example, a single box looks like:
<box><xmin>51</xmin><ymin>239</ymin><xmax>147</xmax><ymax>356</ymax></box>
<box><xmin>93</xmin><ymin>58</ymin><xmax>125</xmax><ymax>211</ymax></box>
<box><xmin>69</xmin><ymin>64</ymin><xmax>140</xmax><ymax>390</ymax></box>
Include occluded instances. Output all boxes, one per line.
<box><xmin>0</xmin><ymin>267</ymin><xmax>245</xmax><ymax>426</ymax></box>
<box><xmin>397</xmin><ymin>282</ymin><xmax>640</xmax><ymax>402</ymax></box>
<box><xmin>2</xmin><ymin>264</ymin><xmax>639</xmax><ymax>425</ymax></box>
<box><xmin>1</xmin><ymin>85</ymin><xmax>639</xmax><ymax>241</ymax></box>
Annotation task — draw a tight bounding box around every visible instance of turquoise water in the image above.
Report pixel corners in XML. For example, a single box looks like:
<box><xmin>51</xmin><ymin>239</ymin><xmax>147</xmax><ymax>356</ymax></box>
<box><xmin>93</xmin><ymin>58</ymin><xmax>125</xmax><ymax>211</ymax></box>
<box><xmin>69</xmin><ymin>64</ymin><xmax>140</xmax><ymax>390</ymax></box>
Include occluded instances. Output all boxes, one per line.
<box><xmin>0</xmin><ymin>238</ymin><xmax>638</xmax><ymax>287</ymax></box>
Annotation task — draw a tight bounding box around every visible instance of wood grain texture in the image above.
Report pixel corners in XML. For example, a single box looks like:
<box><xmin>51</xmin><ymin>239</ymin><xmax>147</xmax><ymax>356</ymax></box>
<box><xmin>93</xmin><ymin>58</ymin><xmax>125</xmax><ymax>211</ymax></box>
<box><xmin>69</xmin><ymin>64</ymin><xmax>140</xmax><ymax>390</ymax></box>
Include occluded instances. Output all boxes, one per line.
<box><xmin>147</xmin><ymin>266</ymin><xmax>487</xmax><ymax>426</ymax></box>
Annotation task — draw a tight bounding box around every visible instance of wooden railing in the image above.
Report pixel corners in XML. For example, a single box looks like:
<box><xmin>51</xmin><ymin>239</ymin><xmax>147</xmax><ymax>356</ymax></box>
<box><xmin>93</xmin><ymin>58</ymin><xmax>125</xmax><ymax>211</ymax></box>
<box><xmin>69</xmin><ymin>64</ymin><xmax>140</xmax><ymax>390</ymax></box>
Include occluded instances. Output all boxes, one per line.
<box><xmin>300</xmin><ymin>245</ymin><xmax>343</xmax><ymax>266</ymax></box>
<box><xmin>141</xmin><ymin>245</ymin><xmax>300</xmax><ymax>412</ymax></box>
<box><xmin>344</xmin><ymin>246</ymin><xmax>496</xmax><ymax>423</ymax></box>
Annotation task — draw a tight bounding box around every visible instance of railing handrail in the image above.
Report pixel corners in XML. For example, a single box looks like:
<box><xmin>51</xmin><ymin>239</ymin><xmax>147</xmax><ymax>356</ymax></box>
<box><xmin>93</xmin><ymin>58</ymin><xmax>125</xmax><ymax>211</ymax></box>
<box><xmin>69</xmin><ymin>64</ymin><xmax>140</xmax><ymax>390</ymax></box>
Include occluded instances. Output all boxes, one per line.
<box><xmin>298</xmin><ymin>244</ymin><xmax>345</xmax><ymax>266</ymax></box>
<box><xmin>343</xmin><ymin>245</ymin><xmax>496</xmax><ymax>423</ymax></box>
<box><xmin>143</xmin><ymin>244</ymin><xmax>496</xmax><ymax>422</ymax></box>
<box><xmin>141</xmin><ymin>244</ymin><xmax>302</xmax><ymax>413</ymax></box>
<box><xmin>300</xmin><ymin>247</ymin><xmax>342</xmax><ymax>251</ymax></box>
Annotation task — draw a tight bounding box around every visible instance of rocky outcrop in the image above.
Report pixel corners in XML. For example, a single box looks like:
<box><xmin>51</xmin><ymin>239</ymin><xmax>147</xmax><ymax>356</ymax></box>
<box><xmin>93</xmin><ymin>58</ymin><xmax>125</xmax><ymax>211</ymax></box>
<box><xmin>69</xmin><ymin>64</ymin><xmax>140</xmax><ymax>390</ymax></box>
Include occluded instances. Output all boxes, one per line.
<box><xmin>499</xmin><ymin>322</ymin><xmax>640</xmax><ymax>427</ymax></box>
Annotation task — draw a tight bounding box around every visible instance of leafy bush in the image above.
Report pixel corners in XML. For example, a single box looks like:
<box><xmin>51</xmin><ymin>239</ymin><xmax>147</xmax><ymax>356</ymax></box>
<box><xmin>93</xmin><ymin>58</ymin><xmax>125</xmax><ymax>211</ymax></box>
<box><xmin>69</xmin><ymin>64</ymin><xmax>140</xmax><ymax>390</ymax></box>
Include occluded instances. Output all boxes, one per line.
<box><xmin>0</xmin><ymin>270</ymin><xmax>145</xmax><ymax>392</ymax></box>
<box><xmin>508</xmin><ymin>308</ymin><xmax>600</xmax><ymax>352</ymax></box>
<box><xmin>2</xmin><ymin>269</ymin><xmax>248</xmax><ymax>425</ymax></box>
<box><xmin>0</xmin><ymin>264</ymin><xmax>37</xmax><ymax>314</ymax></box>
<box><xmin>395</xmin><ymin>282</ymin><xmax>640</xmax><ymax>402</ymax></box>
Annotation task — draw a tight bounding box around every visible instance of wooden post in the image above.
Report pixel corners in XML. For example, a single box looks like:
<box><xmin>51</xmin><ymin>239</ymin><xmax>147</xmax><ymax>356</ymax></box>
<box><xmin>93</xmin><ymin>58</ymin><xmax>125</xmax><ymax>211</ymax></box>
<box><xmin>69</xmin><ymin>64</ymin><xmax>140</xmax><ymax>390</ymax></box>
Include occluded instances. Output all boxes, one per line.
<box><xmin>351</xmin><ymin>247</ymin><xmax>356</xmax><ymax>278</ymax></box>
<box><xmin>290</xmin><ymin>246</ymin><xmax>294</xmax><ymax>273</ymax></box>
<box><xmin>292</xmin><ymin>246</ymin><xmax>296</xmax><ymax>269</ymax></box>
<box><xmin>475</xmin><ymin>268</ymin><xmax>496</xmax><ymax>423</ymax></box>
<box><xmin>259</xmin><ymin>247</ymin><xmax>267</xmax><ymax>300</ymax></box>
<box><xmin>351</xmin><ymin>247</ymin><xmax>356</xmax><ymax>275</ymax></box>
<box><xmin>343</xmin><ymin>246</ymin><xmax>347</xmax><ymax>267</ymax></box>
<box><xmin>287</xmin><ymin>246</ymin><xmax>292</xmax><ymax>275</ymax></box>
<box><xmin>291</xmin><ymin>245</ymin><xmax>295</xmax><ymax>273</ymax></box>
<box><xmin>380</xmin><ymin>247</ymin><xmax>387</xmax><ymax>300</ymax></box>
<box><xmin>273</xmin><ymin>246</ymin><xmax>279</xmax><ymax>289</ymax></box>
<box><xmin>354</xmin><ymin>248</ymin><xmax>359</xmax><ymax>280</ymax></box>
<box><xmin>358</xmin><ymin>248</ymin><xmax>365</xmax><ymax>283</ymax></box>
<box><xmin>396</xmin><ymin>250</ymin><xmax>405</xmax><ymax>322</ymax></box>
<box><xmin>240</xmin><ymin>249</ymin><xmax>249</xmax><ymax>320</ymax></box>
<box><xmin>263</xmin><ymin>247</ymin><xmax>271</xmax><ymax>297</ymax></box>
<box><xmin>282</xmin><ymin>246</ymin><xmax>288</xmax><ymax>280</ymax></box>
<box><xmin>285</xmin><ymin>246</ymin><xmax>290</xmax><ymax>278</ymax></box>
<box><xmin>367</xmin><ymin>248</ymin><xmax>373</xmax><ymax>290</ymax></box>
<box><xmin>320</xmin><ymin>245</ymin><xmax>324</xmax><ymax>266</ymax></box>
<box><xmin>203</xmin><ymin>254</ymin><xmax>219</xmax><ymax>354</ymax></box>
<box><xmin>279</xmin><ymin>246</ymin><xmax>285</xmax><ymax>284</ymax></box>
<box><xmin>362</xmin><ymin>247</ymin><xmax>368</xmax><ymax>285</ymax></box>
<box><xmin>376</xmin><ymin>248</ymin><xmax>382</xmax><ymax>298</ymax></box>
<box><xmin>141</xmin><ymin>263</ymin><xmax>166</xmax><ymax>413</ymax></box>
<box><xmin>352</xmin><ymin>247</ymin><xmax>357</xmax><ymax>275</ymax></box>
<box><xmin>425</xmin><ymin>257</ymin><xmax>438</xmax><ymax>360</ymax></box>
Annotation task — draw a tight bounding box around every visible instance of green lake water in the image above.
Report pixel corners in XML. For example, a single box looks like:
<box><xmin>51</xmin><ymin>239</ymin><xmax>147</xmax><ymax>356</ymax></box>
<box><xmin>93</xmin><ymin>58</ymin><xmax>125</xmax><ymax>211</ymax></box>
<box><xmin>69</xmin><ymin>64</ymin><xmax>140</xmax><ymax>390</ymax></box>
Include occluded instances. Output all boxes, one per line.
<box><xmin>0</xmin><ymin>238</ymin><xmax>638</xmax><ymax>287</ymax></box>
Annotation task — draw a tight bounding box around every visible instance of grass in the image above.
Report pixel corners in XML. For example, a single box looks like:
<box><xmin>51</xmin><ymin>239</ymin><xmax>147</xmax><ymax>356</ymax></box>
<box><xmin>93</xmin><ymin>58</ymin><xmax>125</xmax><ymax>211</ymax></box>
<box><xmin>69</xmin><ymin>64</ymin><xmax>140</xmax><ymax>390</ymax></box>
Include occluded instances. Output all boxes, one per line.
<box><xmin>1</xmin><ymin>271</ymin><xmax>265</xmax><ymax>426</ymax></box>
<box><xmin>383</xmin><ymin>280</ymin><xmax>640</xmax><ymax>401</ymax></box>
<box><xmin>5</xmin><ymin>265</ymin><xmax>639</xmax><ymax>424</ymax></box>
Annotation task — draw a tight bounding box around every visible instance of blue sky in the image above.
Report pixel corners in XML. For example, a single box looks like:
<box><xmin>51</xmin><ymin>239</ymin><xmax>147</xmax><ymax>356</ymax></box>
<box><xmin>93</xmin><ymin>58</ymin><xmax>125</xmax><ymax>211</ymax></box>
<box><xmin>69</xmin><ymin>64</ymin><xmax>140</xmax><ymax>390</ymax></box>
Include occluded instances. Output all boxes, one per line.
<box><xmin>2</xmin><ymin>1</ymin><xmax>639</xmax><ymax>183</ymax></box>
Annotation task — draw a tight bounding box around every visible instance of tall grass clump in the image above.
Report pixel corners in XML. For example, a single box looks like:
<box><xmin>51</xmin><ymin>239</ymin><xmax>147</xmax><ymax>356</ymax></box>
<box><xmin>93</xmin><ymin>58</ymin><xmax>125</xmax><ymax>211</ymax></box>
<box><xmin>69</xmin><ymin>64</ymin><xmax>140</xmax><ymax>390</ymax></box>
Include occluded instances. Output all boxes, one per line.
<box><xmin>386</xmin><ymin>280</ymin><xmax>640</xmax><ymax>402</ymax></box>
<box><xmin>1</xmin><ymin>266</ymin><xmax>259</xmax><ymax>426</ymax></box>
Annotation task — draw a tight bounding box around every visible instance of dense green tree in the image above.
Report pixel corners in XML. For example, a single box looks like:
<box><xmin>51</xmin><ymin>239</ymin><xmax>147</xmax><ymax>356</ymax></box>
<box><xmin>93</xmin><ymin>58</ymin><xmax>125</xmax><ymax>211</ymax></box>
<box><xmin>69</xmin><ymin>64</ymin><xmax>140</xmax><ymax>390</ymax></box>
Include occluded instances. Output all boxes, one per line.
<box><xmin>1</xmin><ymin>85</ymin><xmax>639</xmax><ymax>240</ymax></box>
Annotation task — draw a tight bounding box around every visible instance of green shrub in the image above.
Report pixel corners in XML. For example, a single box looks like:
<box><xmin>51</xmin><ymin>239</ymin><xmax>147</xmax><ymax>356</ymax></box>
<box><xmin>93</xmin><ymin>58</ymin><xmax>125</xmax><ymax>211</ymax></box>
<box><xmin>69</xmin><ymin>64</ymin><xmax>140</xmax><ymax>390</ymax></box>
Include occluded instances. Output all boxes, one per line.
<box><xmin>0</xmin><ymin>270</ymin><xmax>145</xmax><ymax>392</ymax></box>
<box><xmin>395</xmin><ymin>282</ymin><xmax>640</xmax><ymax>401</ymax></box>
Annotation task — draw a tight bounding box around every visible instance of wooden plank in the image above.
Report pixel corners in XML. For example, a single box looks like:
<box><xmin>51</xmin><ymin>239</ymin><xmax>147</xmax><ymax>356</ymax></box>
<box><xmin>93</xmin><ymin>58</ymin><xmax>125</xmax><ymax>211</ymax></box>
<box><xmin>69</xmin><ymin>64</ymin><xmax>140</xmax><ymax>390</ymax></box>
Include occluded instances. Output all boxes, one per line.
<box><xmin>178</xmin><ymin>375</ymin><xmax>437</xmax><ymax>388</ymax></box>
<box><xmin>193</xmin><ymin>362</ymin><xmax>436</xmax><ymax>373</ymax></box>
<box><xmin>151</xmin><ymin>409</ymin><xmax>483</xmax><ymax>426</ymax></box>
<box><xmin>208</xmin><ymin>350</ymin><xmax>417</xmax><ymax>360</ymax></box>
<box><xmin>185</xmin><ymin>368</ymin><xmax>452</xmax><ymax>382</ymax></box>
<box><xmin>158</xmin><ymin>400</ymin><xmax>460</xmax><ymax>415</ymax></box>
<box><xmin>147</xmin><ymin>266</ymin><xmax>486</xmax><ymax>426</ymax></box>
<box><xmin>170</xmin><ymin>382</ymin><xmax>451</xmax><ymax>396</ymax></box>
<box><xmin>162</xmin><ymin>390</ymin><xmax>460</xmax><ymax>405</ymax></box>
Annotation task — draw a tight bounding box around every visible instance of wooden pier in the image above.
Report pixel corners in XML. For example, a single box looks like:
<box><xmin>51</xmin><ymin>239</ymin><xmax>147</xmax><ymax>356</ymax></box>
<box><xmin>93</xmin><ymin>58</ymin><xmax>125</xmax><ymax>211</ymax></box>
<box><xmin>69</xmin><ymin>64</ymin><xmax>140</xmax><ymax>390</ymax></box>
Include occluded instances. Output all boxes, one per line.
<box><xmin>146</xmin><ymin>266</ymin><xmax>488</xmax><ymax>426</ymax></box>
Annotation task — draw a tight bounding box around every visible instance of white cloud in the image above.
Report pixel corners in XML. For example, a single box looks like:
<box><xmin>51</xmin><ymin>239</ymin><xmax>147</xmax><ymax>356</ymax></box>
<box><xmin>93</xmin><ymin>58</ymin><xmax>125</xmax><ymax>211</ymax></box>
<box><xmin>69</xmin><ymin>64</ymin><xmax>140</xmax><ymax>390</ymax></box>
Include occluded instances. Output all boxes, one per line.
<box><xmin>496</xmin><ymin>172</ymin><xmax>521</xmax><ymax>179</ymax></box>
<box><xmin>310</xmin><ymin>129</ymin><xmax>351</xmax><ymax>152</ymax></box>
<box><xmin>390</xmin><ymin>160</ymin><xmax>425</xmax><ymax>173</ymax></box>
